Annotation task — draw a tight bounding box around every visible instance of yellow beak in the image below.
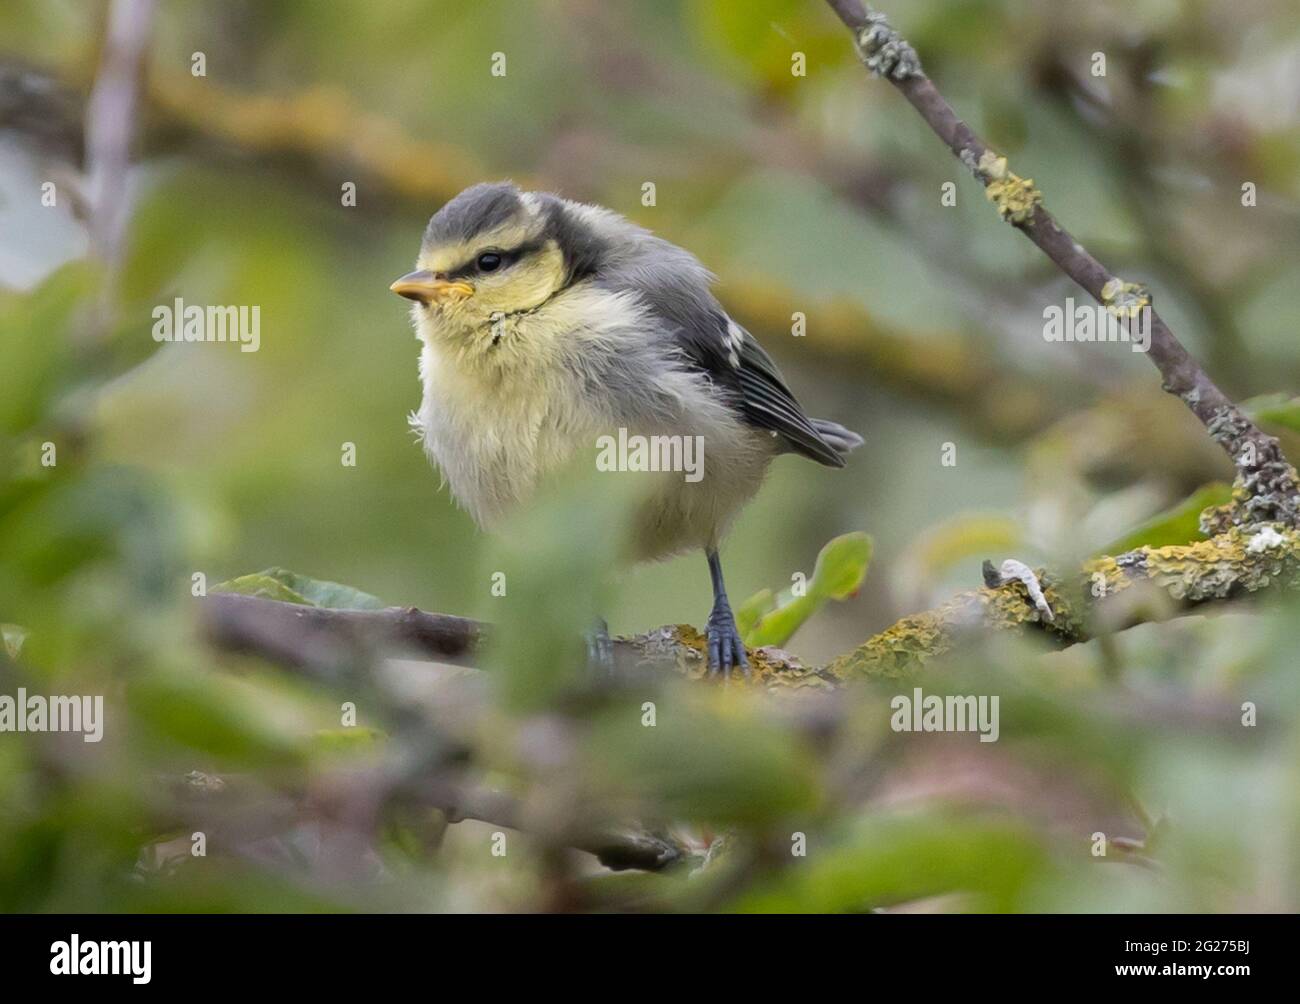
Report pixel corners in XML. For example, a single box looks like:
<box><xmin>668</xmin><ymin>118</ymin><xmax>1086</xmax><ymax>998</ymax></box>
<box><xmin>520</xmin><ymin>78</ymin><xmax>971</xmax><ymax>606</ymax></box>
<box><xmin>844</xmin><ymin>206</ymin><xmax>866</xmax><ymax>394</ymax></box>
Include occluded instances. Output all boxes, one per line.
<box><xmin>389</xmin><ymin>270</ymin><xmax>475</xmax><ymax>304</ymax></box>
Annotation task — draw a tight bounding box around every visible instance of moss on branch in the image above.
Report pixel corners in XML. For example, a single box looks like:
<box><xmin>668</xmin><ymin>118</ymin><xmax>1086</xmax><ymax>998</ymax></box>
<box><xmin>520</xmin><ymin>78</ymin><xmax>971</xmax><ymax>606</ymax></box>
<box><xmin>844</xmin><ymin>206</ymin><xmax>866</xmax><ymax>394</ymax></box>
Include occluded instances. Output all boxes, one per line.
<box><xmin>823</xmin><ymin>526</ymin><xmax>1300</xmax><ymax>681</ymax></box>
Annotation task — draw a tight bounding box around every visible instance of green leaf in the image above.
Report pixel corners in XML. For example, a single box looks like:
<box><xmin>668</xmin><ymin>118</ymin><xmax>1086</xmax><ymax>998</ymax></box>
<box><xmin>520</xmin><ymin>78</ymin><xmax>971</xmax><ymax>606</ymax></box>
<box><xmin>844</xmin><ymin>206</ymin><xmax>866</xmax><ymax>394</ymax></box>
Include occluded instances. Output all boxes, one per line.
<box><xmin>730</xmin><ymin>811</ymin><xmax>1046</xmax><ymax>913</ymax></box>
<box><xmin>1243</xmin><ymin>393</ymin><xmax>1300</xmax><ymax>434</ymax></box>
<box><xmin>212</xmin><ymin>567</ymin><xmax>385</xmax><ymax>609</ymax></box>
<box><xmin>0</xmin><ymin>263</ymin><xmax>95</xmax><ymax>435</ymax></box>
<box><xmin>743</xmin><ymin>532</ymin><xmax>872</xmax><ymax>648</ymax></box>
<box><xmin>810</xmin><ymin>531</ymin><xmax>874</xmax><ymax>600</ymax></box>
<box><xmin>734</xmin><ymin>587</ymin><xmax>774</xmax><ymax>638</ymax></box>
<box><xmin>1104</xmin><ymin>483</ymin><xmax>1232</xmax><ymax>555</ymax></box>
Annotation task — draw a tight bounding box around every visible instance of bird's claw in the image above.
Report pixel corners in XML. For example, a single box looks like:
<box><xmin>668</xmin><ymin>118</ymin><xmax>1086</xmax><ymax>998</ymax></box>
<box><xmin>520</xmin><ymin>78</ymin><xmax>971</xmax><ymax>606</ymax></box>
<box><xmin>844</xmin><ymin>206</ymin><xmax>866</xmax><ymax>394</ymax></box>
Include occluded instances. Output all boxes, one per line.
<box><xmin>705</xmin><ymin>605</ymin><xmax>750</xmax><ymax>682</ymax></box>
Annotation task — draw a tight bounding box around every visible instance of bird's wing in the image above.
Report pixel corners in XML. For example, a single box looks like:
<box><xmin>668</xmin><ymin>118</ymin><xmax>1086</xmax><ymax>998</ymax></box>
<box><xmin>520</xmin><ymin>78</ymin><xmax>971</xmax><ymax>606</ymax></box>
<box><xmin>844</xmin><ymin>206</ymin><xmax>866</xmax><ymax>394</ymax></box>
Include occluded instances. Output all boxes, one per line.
<box><xmin>600</xmin><ymin>238</ymin><xmax>846</xmax><ymax>467</ymax></box>
<box><xmin>722</xmin><ymin>318</ymin><xmax>846</xmax><ymax>468</ymax></box>
<box><xmin>655</xmin><ymin>303</ymin><xmax>846</xmax><ymax>467</ymax></box>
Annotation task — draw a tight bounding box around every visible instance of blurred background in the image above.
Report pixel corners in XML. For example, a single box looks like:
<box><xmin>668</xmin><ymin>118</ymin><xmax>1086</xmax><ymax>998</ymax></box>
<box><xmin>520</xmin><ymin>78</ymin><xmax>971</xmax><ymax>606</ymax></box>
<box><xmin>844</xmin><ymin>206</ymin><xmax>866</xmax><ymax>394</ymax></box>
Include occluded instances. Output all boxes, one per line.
<box><xmin>2</xmin><ymin>0</ymin><xmax>1300</xmax><ymax>913</ymax></box>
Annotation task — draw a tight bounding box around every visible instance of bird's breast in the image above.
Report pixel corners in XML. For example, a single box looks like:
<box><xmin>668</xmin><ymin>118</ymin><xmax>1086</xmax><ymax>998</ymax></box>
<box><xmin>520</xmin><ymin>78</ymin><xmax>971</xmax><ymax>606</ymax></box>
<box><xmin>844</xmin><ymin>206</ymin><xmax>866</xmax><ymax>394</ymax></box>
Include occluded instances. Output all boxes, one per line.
<box><xmin>414</xmin><ymin>336</ymin><xmax>601</xmax><ymax>528</ymax></box>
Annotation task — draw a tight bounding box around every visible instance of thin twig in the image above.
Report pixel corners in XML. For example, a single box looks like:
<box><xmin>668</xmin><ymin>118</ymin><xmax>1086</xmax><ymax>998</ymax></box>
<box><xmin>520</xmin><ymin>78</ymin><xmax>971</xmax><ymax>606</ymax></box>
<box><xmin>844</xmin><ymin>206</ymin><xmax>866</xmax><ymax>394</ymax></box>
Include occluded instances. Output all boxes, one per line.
<box><xmin>823</xmin><ymin>0</ymin><xmax>1300</xmax><ymax>527</ymax></box>
<box><xmin>84</xmin><ymin>0</ymin><xmax>154</xmax><ymax>278</ymax></box>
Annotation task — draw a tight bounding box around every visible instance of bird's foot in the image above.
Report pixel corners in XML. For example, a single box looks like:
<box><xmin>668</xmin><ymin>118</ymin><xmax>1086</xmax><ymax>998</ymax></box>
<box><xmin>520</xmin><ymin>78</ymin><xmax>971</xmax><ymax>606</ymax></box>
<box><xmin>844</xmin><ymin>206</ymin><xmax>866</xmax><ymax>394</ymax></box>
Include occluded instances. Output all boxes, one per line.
<box><xmin>585</xmin><ymin>617</ymin><xmax>615</xmax><ymax>676</ymax></box>
<box><xmin>706</xmin><ymin>602</ymin><xmax>750</xmax><ymax>681</ymax></box>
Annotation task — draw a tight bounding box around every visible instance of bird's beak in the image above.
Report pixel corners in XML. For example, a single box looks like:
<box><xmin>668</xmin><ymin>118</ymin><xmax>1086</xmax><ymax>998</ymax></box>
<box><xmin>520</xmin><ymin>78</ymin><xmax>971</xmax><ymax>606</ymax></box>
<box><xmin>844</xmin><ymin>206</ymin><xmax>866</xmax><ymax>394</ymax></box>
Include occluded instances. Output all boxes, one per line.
<box><xmin>389</xmin><ymin>270</ymin><xmax>475</xmax><ymax>305</ymax></box>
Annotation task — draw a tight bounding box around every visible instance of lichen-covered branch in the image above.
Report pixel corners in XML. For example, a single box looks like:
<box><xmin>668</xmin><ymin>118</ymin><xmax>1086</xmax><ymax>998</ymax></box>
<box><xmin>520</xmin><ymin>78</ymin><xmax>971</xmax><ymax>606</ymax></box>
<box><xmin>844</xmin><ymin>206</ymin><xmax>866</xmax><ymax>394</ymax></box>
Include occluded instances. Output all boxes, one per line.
<box><xmin>824</xmin><ymin>0</ymin><xmax>1300</xmax><ymax>527</ymax></box>
<box><xmin>202</xmin><ymin>520</ymin><xmax>1300</xmax><ymax>688</ymax></box>
<box><xmin>199</xmin><ymin>592</ymin><xmax>822</xmax><ymax>685</ymax></box>
<box><xmin>826</xmin><ymin>526</ymin><xmax>1300</xmax><ymax>679</ymax></box>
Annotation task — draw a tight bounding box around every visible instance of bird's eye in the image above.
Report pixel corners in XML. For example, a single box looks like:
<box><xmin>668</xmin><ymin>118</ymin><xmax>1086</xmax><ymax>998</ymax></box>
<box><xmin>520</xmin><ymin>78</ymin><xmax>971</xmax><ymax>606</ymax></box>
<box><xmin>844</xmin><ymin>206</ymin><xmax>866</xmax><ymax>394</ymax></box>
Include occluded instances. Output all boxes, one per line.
<box><xmin>477</xmin><ymin>252</ymin><xmax>503</xmax><ymax>272</ymax></box>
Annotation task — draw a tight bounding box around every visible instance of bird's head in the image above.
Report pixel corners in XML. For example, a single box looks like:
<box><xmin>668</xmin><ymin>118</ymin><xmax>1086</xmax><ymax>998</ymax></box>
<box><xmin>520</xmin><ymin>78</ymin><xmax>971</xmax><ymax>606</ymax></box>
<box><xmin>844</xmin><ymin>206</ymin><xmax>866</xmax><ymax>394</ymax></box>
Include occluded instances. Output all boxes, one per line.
<box><xmin>391</xmin><ymin>181</ymin><xmax>605</xmax><ymax>340</ymax></box>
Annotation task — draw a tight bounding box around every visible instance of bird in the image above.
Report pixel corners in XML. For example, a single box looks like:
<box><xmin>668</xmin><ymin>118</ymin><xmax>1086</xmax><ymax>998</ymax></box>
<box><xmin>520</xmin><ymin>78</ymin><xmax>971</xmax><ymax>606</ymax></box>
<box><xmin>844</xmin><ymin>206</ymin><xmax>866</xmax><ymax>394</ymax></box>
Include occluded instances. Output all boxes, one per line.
<box><xmin>391</xmin><ymin>182</ymin><xmax>862</xmax><ymax>678</ymax></box>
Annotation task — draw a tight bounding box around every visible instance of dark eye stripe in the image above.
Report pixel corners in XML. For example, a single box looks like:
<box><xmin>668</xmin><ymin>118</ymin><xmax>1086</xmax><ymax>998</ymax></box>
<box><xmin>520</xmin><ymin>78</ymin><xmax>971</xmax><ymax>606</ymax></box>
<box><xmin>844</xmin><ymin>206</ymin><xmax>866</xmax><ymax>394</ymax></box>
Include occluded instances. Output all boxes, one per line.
<box><xmin>445</xmin><ymin>239</ymin><xmax>543</xmax><ymax>280</ymax></box>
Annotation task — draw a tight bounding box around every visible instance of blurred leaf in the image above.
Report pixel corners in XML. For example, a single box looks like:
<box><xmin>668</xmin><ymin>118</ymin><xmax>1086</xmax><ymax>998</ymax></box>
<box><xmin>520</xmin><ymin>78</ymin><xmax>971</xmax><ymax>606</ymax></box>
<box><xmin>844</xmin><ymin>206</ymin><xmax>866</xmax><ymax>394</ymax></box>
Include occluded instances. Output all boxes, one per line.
<box><xmin>212</xmin><ymin>567</ymin><xmax>385</xmax><ymax>609</ymax></box>
<box><xmin>731</xmin><ymin>811</ymin><xmax>1049</xmax><ymax>913</ymax></box>
<box><xmin>896</xmin><ymin>513</ymin><xmax>1022</xmax><ymax>601</ymax></box>
<box><xmin>480</xmin><ymin>466</ymin><xmax>636</xmax><ymax>710</ymax></box>
<box><xmin>0</xmin><ymin>465</ymin><xmax>182</xmax><ymax>600</ymax></box>
<box><xmin>1103</xmin><ymin>482</ymin><xmax>1231</xmax><ymax>555</ymax></box>
<box><xmin>312</xmin><ymin>726</ymin><xmax>386</xmax><ymax>752</ymax></box>
<box><xmin>734</xmin><ymin>587</ymin><xmax>774</xmax><ymax>638</ymax></box>
<box><xmin>687</xmin><ymin>0</ymin><xmax>848</xmax><ymax>93</ymax></box>
<box><xmin>0</xmin><ymin>263</ymin><xmax>93</xmax><ymax>435</ymax></box>
<box><xmin>1244</xmin><ymin>393</ymin><xmax>1300</xmax><ymax>433</ymax></box>
<box><xmin>913</xmin><ymin>514</ymin><xmax>1022</xmax><ymax>566</ymax></box>
<box><xmin>1</xmin><ymin>624</ymin><xmax>25</xmax><ymax>660</ymax></box>
<box><xmin>130</xmin><ymin>668</ymin><xmax>307</xmax><ymax>766</ymax></box>
<box><xmin>584</xmin><ymin>692</ymin><xmax>821</xmax><ymax>825</ymax></box>
<box><xmin>743</xmin><ymin>532</ymin><xmax>871</xmax><ymax>648</ymax></box>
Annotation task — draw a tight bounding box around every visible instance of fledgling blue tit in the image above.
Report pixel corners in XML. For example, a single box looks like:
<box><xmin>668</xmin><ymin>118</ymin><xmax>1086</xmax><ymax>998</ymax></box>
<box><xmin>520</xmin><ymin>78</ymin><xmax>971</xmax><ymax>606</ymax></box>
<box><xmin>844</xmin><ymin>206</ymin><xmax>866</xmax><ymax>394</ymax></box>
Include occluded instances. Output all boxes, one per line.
<box><xmin>391</xmin><ymin>182</ymin><xmax>862</xmax><ymax>677</ymax></box>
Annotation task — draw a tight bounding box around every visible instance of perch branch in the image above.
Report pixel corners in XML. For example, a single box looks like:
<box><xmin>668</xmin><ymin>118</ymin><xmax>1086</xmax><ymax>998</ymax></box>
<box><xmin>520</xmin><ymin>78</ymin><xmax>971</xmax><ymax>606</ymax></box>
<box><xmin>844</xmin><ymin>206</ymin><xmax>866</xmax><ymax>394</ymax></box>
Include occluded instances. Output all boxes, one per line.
<box><xmin>198</xmin><ymin>592</ymin><xmax>823</xmax><ymax>686</ymax></box>
<box><xmin>202</xmin><ymin>521</ymin><xmax>1300</xmax><ymax>686</ymax></box>
<box><xmin>824</xmin><ymin>0</ymin><xmax>1300</xmax><ymax>527</ymax></box>
<box><xmin>828</xmin><ymin>526</ymin><xmax>1300</xmax><ymax>678</ymax></box>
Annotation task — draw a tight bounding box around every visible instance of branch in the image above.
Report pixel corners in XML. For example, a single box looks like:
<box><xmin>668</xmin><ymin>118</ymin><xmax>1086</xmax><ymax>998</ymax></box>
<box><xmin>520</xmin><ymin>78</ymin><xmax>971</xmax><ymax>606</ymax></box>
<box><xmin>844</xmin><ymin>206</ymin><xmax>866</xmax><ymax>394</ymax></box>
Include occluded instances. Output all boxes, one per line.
<box><xmin>200</xmin><ymin>591</ymin><xmax>480</xmax><ymax>669</ymax></box>
<box><xmin>823</xmin><ymin>0</ymin><xmax>1300</xmax><ymax>527</ymax></box>
<box><xmin>84</xmin><ymin>0</ymin><xmax>154</xmax><ymax>278</ymax></box>
<box><xmin>828</xmin><ymin>526</ymin><xmax>1300</xmax><ymax>678</ymax></box>
<box><xmin>402</xmin><ymin>778</ymin><xmax>689</xmax><ymax>873</ymax></box>
<box><xmin>202</xmin><ymin>521</ymin><xmax>1300</xmax><ymax>688</ymax></box>
<box><xmin>198</xmin><ymin>592</ymin><xmax>827</xmax><ymax>688</ymax></box>
<box><xmin>165</xmin><ymin>769</ymin><xmax>690</xmax><ymax>874</ymax></box>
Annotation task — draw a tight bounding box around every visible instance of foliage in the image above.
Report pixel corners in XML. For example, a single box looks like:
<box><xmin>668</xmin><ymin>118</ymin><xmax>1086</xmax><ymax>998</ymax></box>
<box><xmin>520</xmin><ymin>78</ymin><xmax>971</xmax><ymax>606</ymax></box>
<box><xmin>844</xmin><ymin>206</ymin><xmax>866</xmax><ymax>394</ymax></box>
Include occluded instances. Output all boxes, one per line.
<box><xmin>737</xmin><ymin>531</ymin><xmax>872</xmax><ymax>647</ymax></box>
<box><xmin>213</xmin><ymin>568</ymin><xmax>386</xmax><ymax>609</ymax></box>
<box><xmin>2</xmin><ymin>0</ymin><xmax>1300</xmax><ymax>914</ymax></box>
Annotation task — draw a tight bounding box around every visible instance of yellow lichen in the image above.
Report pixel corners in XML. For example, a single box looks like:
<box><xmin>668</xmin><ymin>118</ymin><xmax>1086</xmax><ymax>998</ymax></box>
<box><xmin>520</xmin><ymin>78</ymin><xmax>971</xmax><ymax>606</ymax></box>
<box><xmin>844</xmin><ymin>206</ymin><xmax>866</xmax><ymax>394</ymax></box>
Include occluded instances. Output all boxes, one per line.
<box><xmin>641</xmin><ymin>529</ymin><xmax>1300</xmax><ymax>686</ymax></box>
<box><xmin>1100</xmin><ymin>278</ymin><xmax>1151</xmax><ymax>319</ymax></box>
<box><xmin>974</xmin><ymin>152</ymin><xmax>1041</xmax><ymax>224</ymax></box>
<box><xmin>650</xmin><ymin>625</ymin><xmax>835</xmax><ymax>690</ymax></box>
<box><xmin>826</xmin><ymin>528</ymin><xmax>1300</xmax><ymax>681</ymax></box>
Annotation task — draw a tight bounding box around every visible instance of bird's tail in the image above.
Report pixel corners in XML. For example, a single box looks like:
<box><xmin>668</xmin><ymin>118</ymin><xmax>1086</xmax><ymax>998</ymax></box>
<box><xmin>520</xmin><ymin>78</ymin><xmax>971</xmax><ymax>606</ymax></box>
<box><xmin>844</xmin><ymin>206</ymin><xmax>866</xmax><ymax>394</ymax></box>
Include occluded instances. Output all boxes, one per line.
<box><xmin>811</xmin><ymin>419</ymin><xmax>864</xmax><ymax>460</ymax></box>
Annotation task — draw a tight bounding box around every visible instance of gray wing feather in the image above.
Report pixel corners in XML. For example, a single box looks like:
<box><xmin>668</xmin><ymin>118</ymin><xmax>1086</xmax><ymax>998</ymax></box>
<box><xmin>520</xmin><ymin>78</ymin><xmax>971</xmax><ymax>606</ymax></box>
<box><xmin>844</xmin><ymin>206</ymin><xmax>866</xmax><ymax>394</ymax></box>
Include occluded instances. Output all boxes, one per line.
<box><xmin>596</xmin><ymin>234</ymin><xmax>854</xmax><ymax>467</ymax></box>
<box><xmin>732</xmin><ymin>330</ymin><xmax>847</xmax><ymax>467</ymax></box>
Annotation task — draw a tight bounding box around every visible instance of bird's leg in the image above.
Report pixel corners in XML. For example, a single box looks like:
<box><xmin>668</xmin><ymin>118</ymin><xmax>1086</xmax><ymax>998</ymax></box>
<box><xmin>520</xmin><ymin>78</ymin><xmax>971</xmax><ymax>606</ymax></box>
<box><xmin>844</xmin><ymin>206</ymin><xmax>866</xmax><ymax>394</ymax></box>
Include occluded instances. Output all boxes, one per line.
<box><xmin>585</xmin><ymin>616</ymin><xmax>615</xmax><ymax>675</ymax></box>
<box><xmin>705</xmin><ymin>548</ymin><xmax>750</xmax><ymax>680</ymax></box>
